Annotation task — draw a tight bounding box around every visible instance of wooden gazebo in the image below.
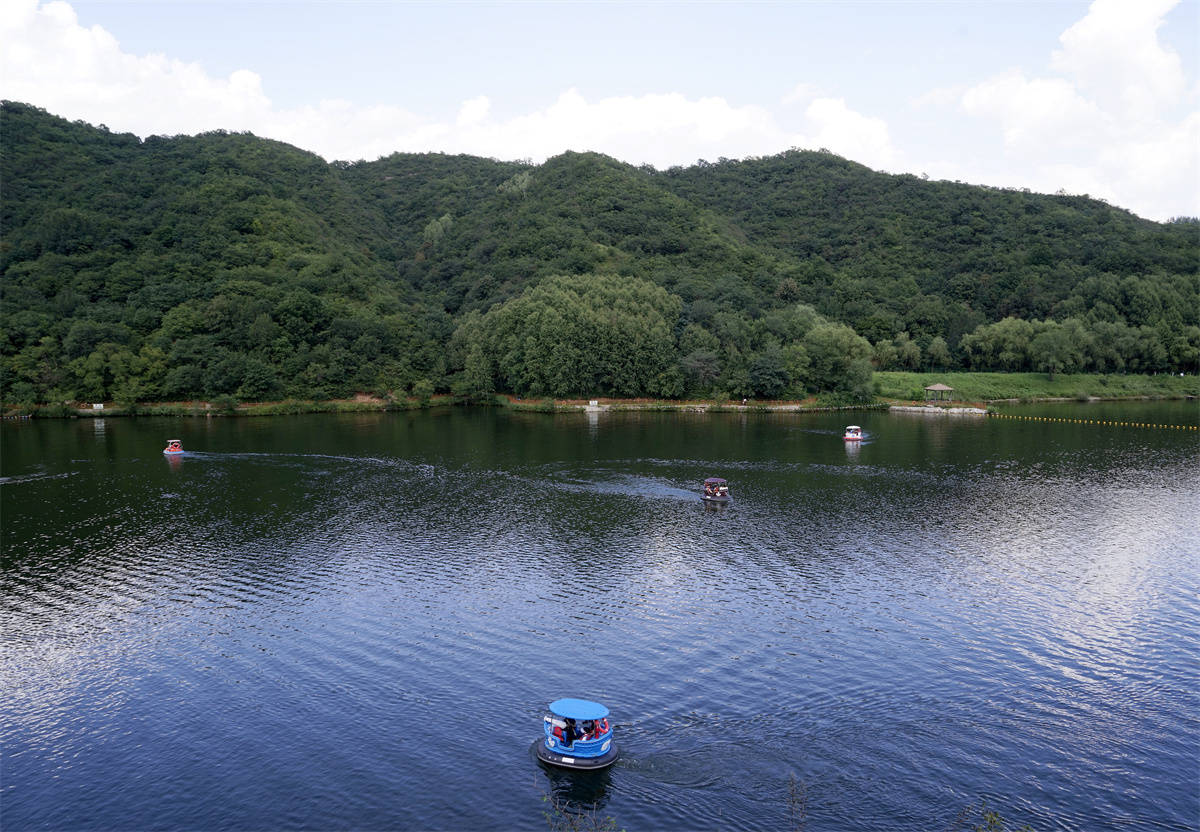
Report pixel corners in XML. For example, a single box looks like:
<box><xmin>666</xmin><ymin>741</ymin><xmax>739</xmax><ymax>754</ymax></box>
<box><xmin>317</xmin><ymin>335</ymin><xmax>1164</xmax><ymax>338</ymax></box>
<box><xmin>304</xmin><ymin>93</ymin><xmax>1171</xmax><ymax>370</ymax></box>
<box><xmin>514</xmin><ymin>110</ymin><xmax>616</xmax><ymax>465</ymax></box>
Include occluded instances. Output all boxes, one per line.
<box><xmin>924</xmin><ymin>383</ymin><xmax>954</xmax><ymax>402</ymax></box>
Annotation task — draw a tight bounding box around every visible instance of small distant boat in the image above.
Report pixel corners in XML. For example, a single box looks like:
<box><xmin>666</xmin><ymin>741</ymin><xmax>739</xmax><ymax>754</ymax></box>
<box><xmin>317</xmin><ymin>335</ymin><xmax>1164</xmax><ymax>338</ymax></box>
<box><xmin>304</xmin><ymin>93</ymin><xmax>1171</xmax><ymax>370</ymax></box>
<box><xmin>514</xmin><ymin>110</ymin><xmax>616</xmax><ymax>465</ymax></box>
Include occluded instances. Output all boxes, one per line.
<box><xmin>163</xmin><ymin>439</ymin><xmax>184</xmax><ymax>455</ymax></box>
<box><xmin>702</xmin><ymin>477</ymin><xmax>731</xmax><ymax>503</ymax></box>
<box><xmin>534</xmin><ymin>698</ymin><xmax>618</xmax><ymax>770</ymax></box>
<box><xmin>843</xmin><ymin>426</ymin><xmax>863</xmax><ymax>442</ymax></box>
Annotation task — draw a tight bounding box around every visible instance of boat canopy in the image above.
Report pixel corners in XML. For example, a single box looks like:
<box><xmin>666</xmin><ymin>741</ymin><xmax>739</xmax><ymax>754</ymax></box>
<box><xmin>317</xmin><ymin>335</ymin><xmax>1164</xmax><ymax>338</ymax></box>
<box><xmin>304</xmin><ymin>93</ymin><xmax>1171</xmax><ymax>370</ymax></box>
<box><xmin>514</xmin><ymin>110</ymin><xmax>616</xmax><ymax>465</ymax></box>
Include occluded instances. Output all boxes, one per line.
<box><xmin>845</xmin><ymin>426</ymin><xmax>861</xmax><ymax>431</ymax></box>
<box><xmin>548</xmin><ymin>698</ymin><xmax>610</xmax><ymax>720</ymax></box>
<box><xmin>703</xmin><ymin>477</ymin><xmax>727</xmax><ymax>485</ymax></box>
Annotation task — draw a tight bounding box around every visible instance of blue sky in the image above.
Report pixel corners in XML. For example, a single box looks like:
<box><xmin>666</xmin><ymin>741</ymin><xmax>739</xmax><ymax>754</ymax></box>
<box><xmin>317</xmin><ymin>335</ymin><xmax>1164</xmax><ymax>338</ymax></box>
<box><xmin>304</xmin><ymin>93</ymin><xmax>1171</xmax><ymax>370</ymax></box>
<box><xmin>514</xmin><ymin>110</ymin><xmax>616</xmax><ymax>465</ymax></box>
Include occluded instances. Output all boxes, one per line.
<box><xmin>2</xmin><ymin>1</ymin><xmax>1197</xmax><ymax>220</ymax></box>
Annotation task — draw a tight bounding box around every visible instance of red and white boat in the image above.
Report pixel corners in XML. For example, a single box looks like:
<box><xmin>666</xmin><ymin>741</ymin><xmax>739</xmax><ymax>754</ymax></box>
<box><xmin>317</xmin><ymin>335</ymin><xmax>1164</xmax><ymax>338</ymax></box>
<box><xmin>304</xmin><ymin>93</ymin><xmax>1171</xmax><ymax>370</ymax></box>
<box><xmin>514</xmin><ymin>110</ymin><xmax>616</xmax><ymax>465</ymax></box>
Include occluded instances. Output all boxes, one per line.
<box><xmin>163</xmin><ymin>439</ymin><xmax>184</xmax><ymax>455</ymax></box>
<box><xmin>843</xmin><ymin>426</ymin><xmax>863</xmax><ymax>442</ymax></box>
<box><xmin>702</xmin><ymin>477</ymin><xmax>732</xmax><ymax>503</ymax></box>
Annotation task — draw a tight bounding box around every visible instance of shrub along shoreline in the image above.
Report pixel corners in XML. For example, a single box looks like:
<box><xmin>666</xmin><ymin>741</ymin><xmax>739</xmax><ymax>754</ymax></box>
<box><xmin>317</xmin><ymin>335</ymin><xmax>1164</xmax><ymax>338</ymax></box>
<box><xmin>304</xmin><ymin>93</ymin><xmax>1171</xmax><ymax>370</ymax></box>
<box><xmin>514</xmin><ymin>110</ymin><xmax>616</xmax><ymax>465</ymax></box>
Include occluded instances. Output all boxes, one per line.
<box><xmin>2</xmin><ymin>372</ymin><xmax>1195</xmax><ymax>419</ymax></box>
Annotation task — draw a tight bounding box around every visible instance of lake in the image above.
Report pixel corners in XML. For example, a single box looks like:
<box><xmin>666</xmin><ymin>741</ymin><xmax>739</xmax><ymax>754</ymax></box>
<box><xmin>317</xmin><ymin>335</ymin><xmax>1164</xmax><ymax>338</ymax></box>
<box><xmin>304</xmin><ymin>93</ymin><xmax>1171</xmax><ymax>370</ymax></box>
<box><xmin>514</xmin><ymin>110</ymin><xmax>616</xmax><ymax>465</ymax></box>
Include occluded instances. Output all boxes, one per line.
<box><xmin>2</xmin><ymin>403</ymin><xmax>1198</xmax><ymax>831</ymax></box>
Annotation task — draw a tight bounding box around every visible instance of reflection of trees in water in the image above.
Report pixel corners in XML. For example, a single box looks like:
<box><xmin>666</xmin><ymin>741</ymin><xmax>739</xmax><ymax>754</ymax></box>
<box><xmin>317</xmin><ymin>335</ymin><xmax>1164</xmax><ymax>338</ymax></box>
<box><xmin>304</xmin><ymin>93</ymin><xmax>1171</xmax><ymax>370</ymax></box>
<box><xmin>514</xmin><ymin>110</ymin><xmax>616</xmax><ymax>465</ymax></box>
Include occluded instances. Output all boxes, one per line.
<box><xmin>536</xmin><ymin>763</ymin><xmax>614</xmax><ymax>831</ymax></box>
<box><xmin>788</xmin><ymin>772</ymin><xmax>807</xmax><ymax>831</ymax></box>
<box><xmin>536</xmin><ymin>768</ymin><xmax>1032</xmax><ymax>832</ymax></box>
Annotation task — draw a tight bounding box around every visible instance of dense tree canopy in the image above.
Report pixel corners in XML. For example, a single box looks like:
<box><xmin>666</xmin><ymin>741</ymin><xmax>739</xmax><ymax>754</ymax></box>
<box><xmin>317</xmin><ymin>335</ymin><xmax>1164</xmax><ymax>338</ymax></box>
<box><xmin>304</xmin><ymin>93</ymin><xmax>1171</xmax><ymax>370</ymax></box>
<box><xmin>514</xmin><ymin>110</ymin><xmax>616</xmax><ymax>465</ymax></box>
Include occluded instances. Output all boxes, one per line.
<box><xmin>1</xmin><ymin>101</ymin><xmax>1196</xmax><ymax>406</ymax></box>
<box><xmin>455</xmin><ymin>274</ymin><xmax>683</xmax><ymax>398</ymax></box>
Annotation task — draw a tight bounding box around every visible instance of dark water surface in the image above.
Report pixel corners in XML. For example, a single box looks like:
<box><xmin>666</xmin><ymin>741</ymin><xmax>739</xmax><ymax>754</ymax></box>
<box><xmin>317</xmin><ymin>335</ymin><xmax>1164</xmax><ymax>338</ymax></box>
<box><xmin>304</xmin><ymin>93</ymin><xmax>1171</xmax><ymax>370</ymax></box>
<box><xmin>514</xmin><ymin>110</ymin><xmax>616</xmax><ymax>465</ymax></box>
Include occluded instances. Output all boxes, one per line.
<box><xmin>3</xmin><ymin>405</ymin><xmax>1198</xmax><ymax>831</ymax></box>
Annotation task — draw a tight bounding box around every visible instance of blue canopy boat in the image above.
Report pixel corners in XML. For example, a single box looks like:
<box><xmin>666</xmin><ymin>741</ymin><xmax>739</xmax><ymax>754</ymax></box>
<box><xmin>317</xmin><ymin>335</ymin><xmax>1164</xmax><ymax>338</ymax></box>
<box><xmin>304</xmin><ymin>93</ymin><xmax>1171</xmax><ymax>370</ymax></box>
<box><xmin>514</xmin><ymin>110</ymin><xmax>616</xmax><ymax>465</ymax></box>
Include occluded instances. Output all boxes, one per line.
<box><xmin>534</xmin><ymin>698</ymin><xmax>618</xmax><ymax>770</ymax></box>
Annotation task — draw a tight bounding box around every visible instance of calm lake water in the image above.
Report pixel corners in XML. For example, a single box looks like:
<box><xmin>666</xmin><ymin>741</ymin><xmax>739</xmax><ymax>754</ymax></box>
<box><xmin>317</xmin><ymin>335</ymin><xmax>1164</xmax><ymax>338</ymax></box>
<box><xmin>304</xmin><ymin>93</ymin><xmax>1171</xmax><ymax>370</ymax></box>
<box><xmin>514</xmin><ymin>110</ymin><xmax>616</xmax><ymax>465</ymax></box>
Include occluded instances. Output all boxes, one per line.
<box><xmin>3</xmin><ymin>404</ymin><xmax>1198</xmax><ymax>831</ymax></box>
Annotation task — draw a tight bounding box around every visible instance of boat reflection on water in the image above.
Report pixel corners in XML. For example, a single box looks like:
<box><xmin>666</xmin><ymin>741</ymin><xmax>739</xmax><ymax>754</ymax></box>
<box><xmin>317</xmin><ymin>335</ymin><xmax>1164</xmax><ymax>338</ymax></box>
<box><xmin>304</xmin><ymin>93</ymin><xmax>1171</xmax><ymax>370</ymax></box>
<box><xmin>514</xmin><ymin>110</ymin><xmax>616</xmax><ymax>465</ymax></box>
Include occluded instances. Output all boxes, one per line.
<box><xmin>843</xmin><ymin>426</ymin><xmax>866</xmax><ymax>459</ymax></box>
<box><xmin>538</xmin><ymin>755</ymin><xmax>614</xmax><ymax>798</ymax></box>
<box><xmin>537</xmin><ymin>758</ymin><xmax>614</xmax><ymax>828</ymax></box>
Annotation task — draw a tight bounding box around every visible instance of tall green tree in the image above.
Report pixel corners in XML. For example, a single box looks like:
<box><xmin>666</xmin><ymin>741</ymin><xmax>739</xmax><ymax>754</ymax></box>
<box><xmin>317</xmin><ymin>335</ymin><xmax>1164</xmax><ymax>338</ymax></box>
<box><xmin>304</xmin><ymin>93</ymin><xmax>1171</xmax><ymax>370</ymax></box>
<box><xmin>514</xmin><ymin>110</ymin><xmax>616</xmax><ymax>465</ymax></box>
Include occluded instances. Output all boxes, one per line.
<box><xmin>458</xmin><ymin>274</ymin><xmax>682</xmax><ymax>398</ymax></box>
<box><xmin>803</xmin><ymin>323</ymin><xmax>874</xmax><ymax>396</ymax></box>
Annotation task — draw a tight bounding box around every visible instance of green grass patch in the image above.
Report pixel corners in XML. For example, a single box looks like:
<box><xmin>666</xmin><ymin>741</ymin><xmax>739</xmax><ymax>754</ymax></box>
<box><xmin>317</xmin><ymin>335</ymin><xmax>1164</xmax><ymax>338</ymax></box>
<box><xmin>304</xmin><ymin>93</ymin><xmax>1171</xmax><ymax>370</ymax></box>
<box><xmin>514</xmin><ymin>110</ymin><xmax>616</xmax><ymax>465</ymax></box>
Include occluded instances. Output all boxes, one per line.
<box><xmin>875</xmin><ymin>371</ymin><xmax>1199</xmax><ymax>403</ymax></box>
<box><xmin>5</xmin><ymin>396</ymin><xmax>462</xmax><ymax>419</ymax></box>
<box><xmin>498</xmin><ymin>395</ymin><xmax>563</xmax><ymax>412</ymax></box>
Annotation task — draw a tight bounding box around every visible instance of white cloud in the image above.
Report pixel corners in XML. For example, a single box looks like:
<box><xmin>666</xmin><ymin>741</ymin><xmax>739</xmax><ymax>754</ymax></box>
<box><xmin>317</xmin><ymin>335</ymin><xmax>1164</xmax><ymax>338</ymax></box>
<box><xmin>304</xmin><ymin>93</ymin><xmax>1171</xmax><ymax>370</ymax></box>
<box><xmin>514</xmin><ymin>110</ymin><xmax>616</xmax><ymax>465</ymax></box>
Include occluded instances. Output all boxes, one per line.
<box><xmin>954</xmin><ymin>0</ymin><xmax>1198</xmax><ymax>219</ymax></box>
<box><xmin>782</xmin><ymin>82</ymin><xmax>823</xmax><ymax>105</ymax></box>
<box><xmin>961</xmin><ymin>71</ymin><xmax>1109</xmax><ymax>152</ymax></box>
<box><xmin>432</xmin><ymin>89</ymin><xmax>905</xmax><ymax>173</ymax></box>
<box><xmin>1</xmin><ymin>0</ymin><xmax>1194</xmax><ymax>220</ymax></box>
<box><xmin>0</xmin><ymin>2</ymin><xmax>898</xmax><ymax>171</ymax></box>
<box><xmin>0</xmin><ymin>0</ymin><xmax>274</xmax><ymax>136</ymax></box>
<box><xmin>800</xmin><ymin>97</ymin><xmax>899</xmax><ymax>170</ymax></box>
<box><xmin>1100</xmin><ymin>111</ymin><xmax>1200</xmax><ymax>220</ymax></box>
<box><xmin>456</xmin><ymin>96</ymin><xmax>490</xmax><ymax>128</ymax></box>
<box><xmin>429</xmin><ymin>89</ymin><xmax>791</xmax><ymax>168</ymax></box>
<box><xmin>1051</xmin><ymin>0</ymin><xmax>1186</xmax><ymax>121</ymax></box>
<box><xmin>911</xmin><ymin>84</ymin><xmax>968</xmax><ymax>111</ymax></box>
<box><xmin>264</xmin><ymin>101</ymin><xmax>442</xmax><ymax>163</ymax></box>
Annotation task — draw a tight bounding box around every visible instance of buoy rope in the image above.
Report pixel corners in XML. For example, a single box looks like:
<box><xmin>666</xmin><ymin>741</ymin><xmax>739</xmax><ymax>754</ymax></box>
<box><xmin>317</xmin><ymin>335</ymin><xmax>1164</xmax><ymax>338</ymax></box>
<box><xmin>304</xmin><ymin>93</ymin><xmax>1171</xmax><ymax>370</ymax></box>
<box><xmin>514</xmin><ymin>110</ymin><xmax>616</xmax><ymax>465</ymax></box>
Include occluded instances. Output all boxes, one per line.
<box><xmin>986</xmin><ymin>413</ymin><xmax>1197</xmax><ymax>430</ymax></box>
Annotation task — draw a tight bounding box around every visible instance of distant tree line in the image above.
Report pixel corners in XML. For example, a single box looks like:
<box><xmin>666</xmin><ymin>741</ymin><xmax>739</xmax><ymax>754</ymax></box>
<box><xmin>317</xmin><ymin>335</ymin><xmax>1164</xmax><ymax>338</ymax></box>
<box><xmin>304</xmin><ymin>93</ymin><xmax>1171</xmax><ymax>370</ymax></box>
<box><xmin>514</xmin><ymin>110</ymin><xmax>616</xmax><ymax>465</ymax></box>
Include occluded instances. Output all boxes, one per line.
<box><xmin>959</xmin><ymin>316</ymin><xmax>1199</xmax><ymax>377</ymax></box>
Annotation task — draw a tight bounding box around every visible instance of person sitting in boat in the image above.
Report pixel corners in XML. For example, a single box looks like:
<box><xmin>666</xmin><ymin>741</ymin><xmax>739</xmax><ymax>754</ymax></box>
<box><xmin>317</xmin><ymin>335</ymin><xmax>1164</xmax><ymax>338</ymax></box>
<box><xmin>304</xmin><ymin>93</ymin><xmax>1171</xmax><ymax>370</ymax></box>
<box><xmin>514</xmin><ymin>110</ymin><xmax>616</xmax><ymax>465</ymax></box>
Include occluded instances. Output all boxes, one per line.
<box><xmin>562</xmin><ymin>717</ymin><xmax>579</xmax><ymax>747</ymax></box>
<box><xmin>581</xmin><ymin>719</ymin><xmax>596</xmax><ymax>740</ymax></box>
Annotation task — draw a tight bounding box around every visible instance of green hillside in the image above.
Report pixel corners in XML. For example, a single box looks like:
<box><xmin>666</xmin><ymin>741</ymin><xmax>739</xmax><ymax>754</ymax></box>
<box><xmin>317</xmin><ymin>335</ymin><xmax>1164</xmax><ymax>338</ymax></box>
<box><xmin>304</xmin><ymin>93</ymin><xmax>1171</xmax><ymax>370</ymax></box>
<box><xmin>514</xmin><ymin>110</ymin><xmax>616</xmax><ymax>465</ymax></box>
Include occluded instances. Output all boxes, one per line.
<box><xmin>2</xmin><ymin>101</ymin><xmax>1196</xmax><ymax>406</ymax></box>
<box><xmin>1</xmin><ymin>102</ymin><xmax>449</xmax><ymax>404</ymax></box>
<box><xmin>657</xmin><ymin>151</ymin><xmax>1198</xmax><ymax>345</ymax></box>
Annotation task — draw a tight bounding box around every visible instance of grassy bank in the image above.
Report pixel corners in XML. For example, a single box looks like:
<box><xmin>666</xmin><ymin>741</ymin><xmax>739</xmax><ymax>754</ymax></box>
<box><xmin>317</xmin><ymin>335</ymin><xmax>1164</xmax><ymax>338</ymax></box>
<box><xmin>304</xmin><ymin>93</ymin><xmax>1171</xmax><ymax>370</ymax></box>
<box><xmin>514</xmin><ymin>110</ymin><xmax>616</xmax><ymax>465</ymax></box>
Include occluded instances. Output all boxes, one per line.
<box><xmin>875</xmin><ymin>371</ymin><xmax>1199</xmax><ymax>403</ymax></box>
<box><xmin>548</xmin><ymin>394</ymin><xmax>890</xmax><ymax>413</ymax></box>
<box><xmin>5</xmin><ymin>374</ymin><xmax>1195</xmax><ymax>420</ymax></box>
<box><xmin>2</xmin><ymin>395</ymin><xmax>456</xmax><ymax>419</ymax></box>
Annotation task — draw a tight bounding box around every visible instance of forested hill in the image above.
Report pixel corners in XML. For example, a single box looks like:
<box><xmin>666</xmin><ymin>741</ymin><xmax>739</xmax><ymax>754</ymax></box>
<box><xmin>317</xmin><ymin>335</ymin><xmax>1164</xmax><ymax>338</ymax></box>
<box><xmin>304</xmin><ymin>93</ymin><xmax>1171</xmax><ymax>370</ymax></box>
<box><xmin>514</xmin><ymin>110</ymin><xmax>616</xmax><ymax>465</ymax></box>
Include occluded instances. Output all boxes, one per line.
<box><xmin>657</xmin><ymin>153</ymin><xmax>1197</xmax><ymax>339</ymax></box>
<box><xmin>2</xmin><ymin>101</ymin><xmax>1197</xmax><ymax>406</ymax></box>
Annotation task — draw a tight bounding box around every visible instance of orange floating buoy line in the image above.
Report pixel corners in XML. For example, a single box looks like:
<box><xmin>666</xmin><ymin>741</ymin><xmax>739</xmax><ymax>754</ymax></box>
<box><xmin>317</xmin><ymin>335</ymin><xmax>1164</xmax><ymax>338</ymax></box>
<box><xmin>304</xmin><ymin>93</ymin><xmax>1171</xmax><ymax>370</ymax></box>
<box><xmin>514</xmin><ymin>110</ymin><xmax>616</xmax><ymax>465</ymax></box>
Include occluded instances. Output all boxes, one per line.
<box><xmin>986</xmin><ymin>413</ymin><xmax>1197</xmax><ymax>431</ymax></box>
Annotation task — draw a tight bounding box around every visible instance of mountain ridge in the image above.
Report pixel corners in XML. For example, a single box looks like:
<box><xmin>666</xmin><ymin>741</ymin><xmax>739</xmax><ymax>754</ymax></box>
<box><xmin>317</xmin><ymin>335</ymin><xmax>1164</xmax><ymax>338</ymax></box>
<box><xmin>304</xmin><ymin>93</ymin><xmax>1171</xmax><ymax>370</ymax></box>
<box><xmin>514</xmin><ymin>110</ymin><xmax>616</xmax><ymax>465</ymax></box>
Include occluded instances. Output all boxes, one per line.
<box><xmin>2</xmin><ymin>100</ymin><xmax>1196</xmax><ymax>404</ymax></box>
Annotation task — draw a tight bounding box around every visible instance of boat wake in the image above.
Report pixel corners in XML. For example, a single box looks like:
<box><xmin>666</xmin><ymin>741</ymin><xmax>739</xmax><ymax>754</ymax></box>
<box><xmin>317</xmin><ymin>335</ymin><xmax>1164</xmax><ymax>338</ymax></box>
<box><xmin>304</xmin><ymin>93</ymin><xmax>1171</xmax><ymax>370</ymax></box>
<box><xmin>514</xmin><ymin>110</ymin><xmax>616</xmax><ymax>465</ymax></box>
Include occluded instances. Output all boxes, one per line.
<box><xmin>545</xmin><ymin>472</ymin><xmax>698</xmax><ymax>501</ymax></box>
<box><xmin>174</xmin><ymin>451</ymin><xmax>437</xmax><ymax>475</ymax></box>
<box><xmin>0</xmin><ymin>470</ymin><xmax>79</xmax><ymax>486</ymax></box>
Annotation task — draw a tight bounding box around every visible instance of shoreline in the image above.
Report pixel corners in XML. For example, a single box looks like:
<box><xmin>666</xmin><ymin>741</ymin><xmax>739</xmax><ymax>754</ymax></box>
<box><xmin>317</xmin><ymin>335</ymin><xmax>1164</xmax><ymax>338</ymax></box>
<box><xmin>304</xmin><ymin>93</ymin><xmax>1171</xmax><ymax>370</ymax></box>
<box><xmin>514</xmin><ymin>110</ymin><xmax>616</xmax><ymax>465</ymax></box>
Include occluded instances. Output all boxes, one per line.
<box><xmin>2</xmin><ymin>390</ymin><xmax>1195</xmax><ymax>420</ymax></box>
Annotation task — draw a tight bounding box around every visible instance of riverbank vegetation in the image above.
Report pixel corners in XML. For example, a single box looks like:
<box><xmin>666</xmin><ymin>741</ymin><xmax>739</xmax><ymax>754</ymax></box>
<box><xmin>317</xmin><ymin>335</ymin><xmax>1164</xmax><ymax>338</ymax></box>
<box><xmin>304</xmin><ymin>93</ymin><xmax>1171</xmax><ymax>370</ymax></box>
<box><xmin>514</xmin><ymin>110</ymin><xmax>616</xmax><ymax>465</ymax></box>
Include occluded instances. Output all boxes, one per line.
<box><xmin>3</xmin><ymin>102</ymin><xmax>1196</xmax><ymax>409</ymax></box>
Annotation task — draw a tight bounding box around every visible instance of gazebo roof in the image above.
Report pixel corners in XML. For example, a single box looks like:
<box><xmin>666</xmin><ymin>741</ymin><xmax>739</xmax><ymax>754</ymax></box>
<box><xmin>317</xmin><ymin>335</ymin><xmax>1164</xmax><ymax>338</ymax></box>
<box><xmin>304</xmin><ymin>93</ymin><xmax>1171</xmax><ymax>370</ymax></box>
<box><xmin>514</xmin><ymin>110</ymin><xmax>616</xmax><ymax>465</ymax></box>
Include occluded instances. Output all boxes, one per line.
<box><xmin>924</xmin><ymin>383</ymin><xmax>954</xmax><ymax>391</ymax></box>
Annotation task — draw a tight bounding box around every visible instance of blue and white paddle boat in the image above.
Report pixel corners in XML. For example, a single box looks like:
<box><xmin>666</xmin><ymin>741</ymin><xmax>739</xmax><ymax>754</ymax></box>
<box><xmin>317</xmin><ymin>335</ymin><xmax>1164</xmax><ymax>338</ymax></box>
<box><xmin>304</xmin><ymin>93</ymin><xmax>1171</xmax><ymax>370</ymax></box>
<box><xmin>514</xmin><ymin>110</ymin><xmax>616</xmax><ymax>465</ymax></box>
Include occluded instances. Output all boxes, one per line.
<box><xmin>701</xmin><ymin>477</ymin><xmax>731</xmax><ymax>503</ymax></box>
<box><xmin>163</xmin><ymin>439</ymin><xmax>184</xmax><ymax>455</ymax></box>
<box><xmin>534</xmin><ymin>698</ymin><xmax>618</xmax><ymax>770</ymax></box>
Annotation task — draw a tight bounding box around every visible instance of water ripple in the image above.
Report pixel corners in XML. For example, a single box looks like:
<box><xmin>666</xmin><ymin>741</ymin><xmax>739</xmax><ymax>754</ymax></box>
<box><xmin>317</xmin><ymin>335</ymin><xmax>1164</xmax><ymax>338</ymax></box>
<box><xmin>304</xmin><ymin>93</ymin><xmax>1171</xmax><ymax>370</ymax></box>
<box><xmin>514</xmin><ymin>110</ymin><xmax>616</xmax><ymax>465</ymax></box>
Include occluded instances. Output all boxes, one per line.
<box><xmin>2</xmin><ymin>411</ymin><xmax>1197</xmax><ymax>831</ymax></box>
